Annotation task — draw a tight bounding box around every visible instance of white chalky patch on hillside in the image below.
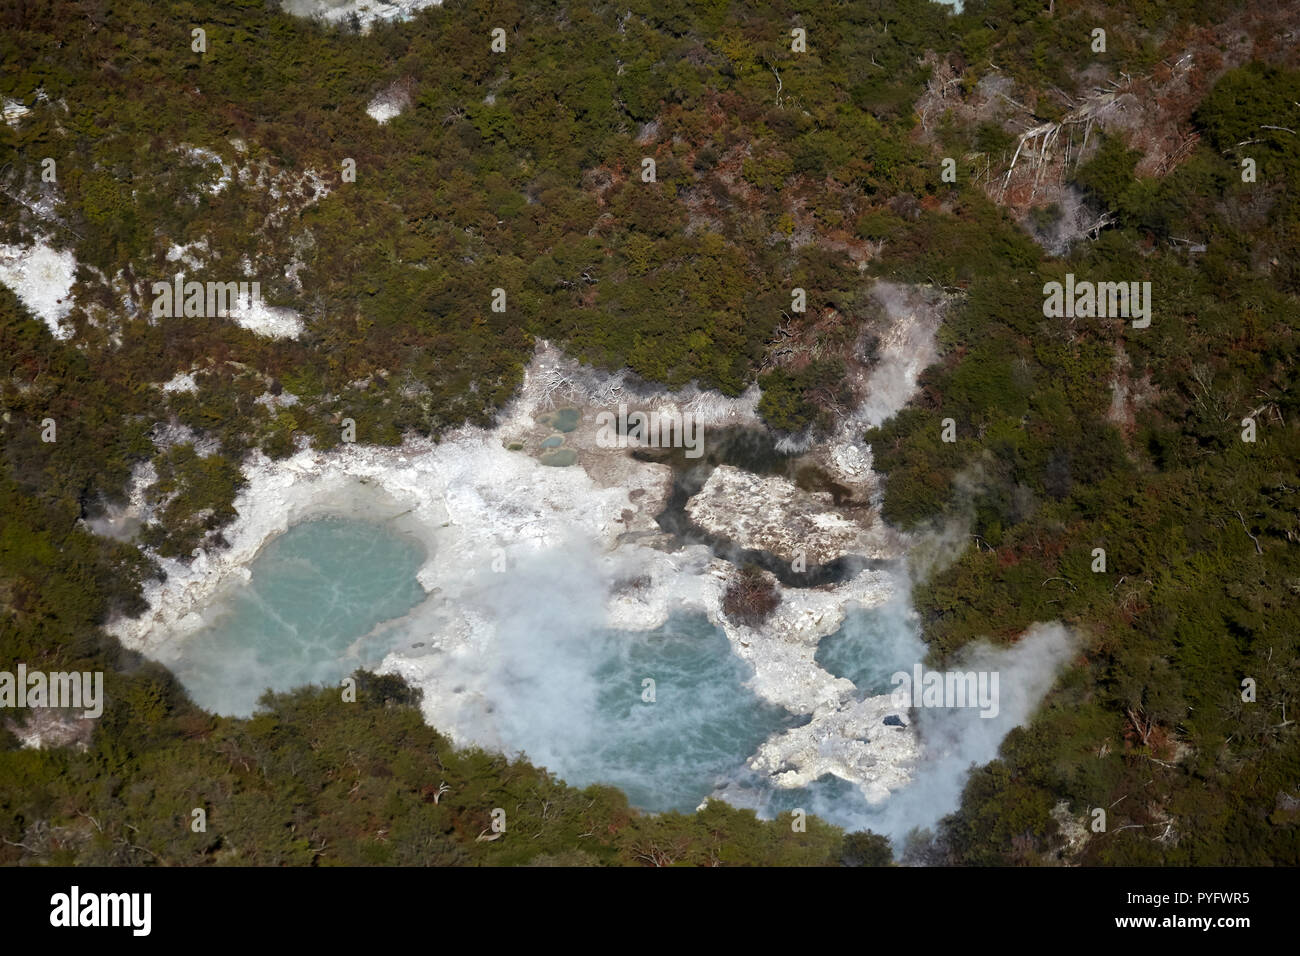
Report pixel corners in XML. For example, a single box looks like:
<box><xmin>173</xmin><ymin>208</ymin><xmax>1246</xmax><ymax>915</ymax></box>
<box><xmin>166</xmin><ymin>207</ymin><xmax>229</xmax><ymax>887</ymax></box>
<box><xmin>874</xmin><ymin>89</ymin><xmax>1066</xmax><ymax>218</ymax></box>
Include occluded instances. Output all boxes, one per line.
<box><xmin>0</xmin><ymin>240</ymin><xmax>78</xmax><ymax>339</ymax></box>
<box><xmin>229</xmin><ymin>293</ymin><xmax>305</xmax><ymax>340</ymax></box>
<box><xmin>281</xmin><ymin>0</ymin><xmax>444</xmax><ymax>33</ymax></box>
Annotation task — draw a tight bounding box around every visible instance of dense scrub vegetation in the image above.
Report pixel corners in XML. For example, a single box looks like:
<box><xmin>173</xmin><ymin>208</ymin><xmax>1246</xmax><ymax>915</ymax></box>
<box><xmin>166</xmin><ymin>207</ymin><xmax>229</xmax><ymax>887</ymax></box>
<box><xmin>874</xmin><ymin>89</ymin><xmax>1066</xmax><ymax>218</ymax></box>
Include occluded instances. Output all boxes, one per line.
<box><xmin>1</xmin><ymin>0</ymin><xmax>1296</xmax><ymax>864</ymax></box>
<box><xmin>1</xmin><ymin>669</ymin><xmax>849</xmax><ymax>865</ymax></box>
<box><xmin>867</xmin><ymin>59</ymin><xmax>1300</xmax><ymax>863</ymax></box>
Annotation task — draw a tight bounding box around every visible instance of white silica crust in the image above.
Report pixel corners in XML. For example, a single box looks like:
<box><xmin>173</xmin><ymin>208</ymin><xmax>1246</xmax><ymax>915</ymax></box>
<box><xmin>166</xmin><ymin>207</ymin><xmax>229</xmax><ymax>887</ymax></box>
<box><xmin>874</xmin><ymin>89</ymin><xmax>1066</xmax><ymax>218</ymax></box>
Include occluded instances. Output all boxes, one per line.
<box><xmin>366</xmin><ymin>100</ymin><xmax>403</xmax><ymax>124</ymax></box>
<box><xmin>227</xmin><ymin>295</ymin><xmax>305</xmax><ymax>339</ymax></box>
<box><xmin>110</xmin><ymin>347</ymin><xmax>677</xmax><ymax>658</ymax></box>
<box><xmin>2</xmin><ymin>98</ymin><xmax>31</xmax><ymax>126</ymax></box>
<box><xmin>685</xmin><ymin>464</ymin><xmax>905</xmax><ymax>563</ymax></box>
<box><xmin>365</xmin><ymin>82</ymin><xmax>411</xmax><ymax>125</ymax></box>
<box><xmin>749</xmin><ymin>693</ymin><xmax>916</xmax><ymax>803</ymax></box>
<box><xmin>0</xmin><ymin>239</ymin><xmax>77</xmax><ymax>339</ymax></box>
<box><xmin>112</xmin><ymin>317</ymin><xmax>944</xmax><ymax>806</ymax></box>
<box><xmin>110</xmin><ymin>429</ymin><xmax>668</xmax><ymax>653</ymax></box>
<box><xmin>280</xmin><ymin>0</ymin><xmax>443</xmax><ymax>33</ymax></box>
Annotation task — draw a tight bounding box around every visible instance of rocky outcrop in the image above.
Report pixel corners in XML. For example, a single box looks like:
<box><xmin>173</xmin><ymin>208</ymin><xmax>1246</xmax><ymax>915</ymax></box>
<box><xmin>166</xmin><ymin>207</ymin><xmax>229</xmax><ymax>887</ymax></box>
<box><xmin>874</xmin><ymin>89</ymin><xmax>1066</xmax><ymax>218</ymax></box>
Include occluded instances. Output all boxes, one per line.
<box><xmin>685</xmin><ymin>465</ymin><xmax>903</xmax><ymax>564</ymax></box>
<box><xmin>112</xmin><ymin>324</ymin><xmax>934</xmax><ymax>811</ymax></box>
<box><xmin>749</xmin><ymin>692</ymin><xmax>916</xmax><ymax>804</ymax></box>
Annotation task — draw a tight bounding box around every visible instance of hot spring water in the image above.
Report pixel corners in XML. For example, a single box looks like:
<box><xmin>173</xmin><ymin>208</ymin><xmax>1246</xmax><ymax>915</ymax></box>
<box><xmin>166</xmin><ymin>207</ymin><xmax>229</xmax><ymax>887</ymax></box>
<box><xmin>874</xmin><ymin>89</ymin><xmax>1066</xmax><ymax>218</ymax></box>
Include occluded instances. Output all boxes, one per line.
<box><xmin>168</xmin><ymin>515</ymin><xmax>915</xmax><ymax>816</ymax></box>
<box><xmin>166</xmin><ymin>516</ymin><xmax>428</xmax><ymax>716</ymax></box>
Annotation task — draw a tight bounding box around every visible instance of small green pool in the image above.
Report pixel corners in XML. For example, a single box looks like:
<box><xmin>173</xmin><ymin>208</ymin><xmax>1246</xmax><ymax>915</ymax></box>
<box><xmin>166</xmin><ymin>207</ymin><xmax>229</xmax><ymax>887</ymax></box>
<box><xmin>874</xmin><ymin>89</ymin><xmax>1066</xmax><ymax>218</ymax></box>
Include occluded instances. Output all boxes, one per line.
<box><xmin>539</xmin><ymin>407</ymin><xmax>581</xmax><ymax>432</ymax></box>
<box><xmin>540</xmin><ymin>448</ymin><xmax>578</xmax><ymax>467</ymax></box>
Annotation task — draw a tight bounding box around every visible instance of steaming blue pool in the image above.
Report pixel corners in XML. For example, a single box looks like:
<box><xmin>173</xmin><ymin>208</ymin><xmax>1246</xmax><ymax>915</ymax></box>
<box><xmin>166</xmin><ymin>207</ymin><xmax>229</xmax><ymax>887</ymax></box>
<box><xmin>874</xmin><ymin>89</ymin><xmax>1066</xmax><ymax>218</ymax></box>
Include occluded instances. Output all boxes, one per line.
<box><xmin>815</xmin><ymin>607</ymin><xmax>911</xmax><ymax>697</ymax></box>
<box><xmin>168</xmin><ymin>516</ymin><xmax>427</xmax><ymax>716</ymax></box>
<box><xmin>166</xmin><ymin>517</ymin><xmax>919</xmax><ymax>822</ymax></box>
<box><xmin>496</xmin><ymin>612</ymin><xmax>801</xmax><ymax>812</ymax></box>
